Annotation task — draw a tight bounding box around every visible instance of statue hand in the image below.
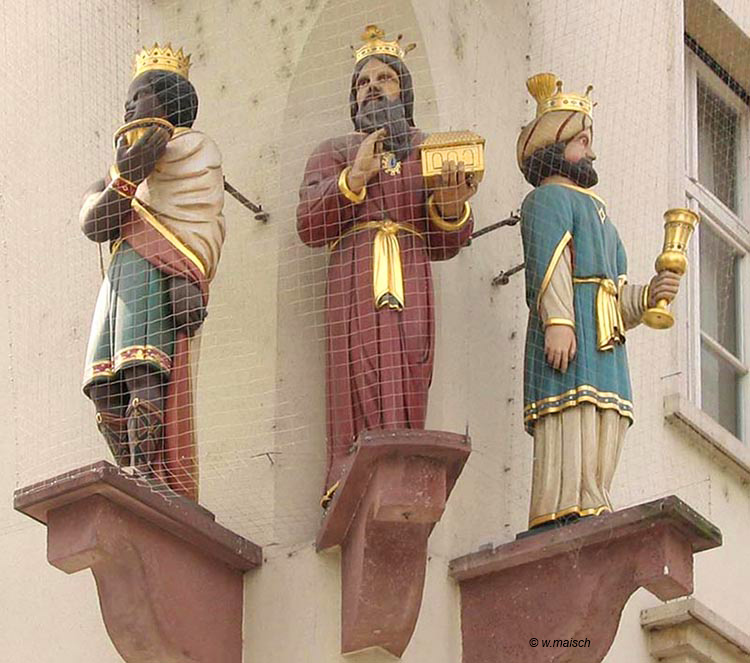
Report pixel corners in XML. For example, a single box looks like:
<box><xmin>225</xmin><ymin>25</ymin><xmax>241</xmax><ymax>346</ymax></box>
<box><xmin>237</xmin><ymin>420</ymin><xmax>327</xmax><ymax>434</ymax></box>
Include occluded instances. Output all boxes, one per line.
<box><xmin>648</xmin><ymin>270</ymin><xmax>681</xmax><ymax>307</ymax></box>
<box><xmin>544</xmin><ymin>324</ymin><xmax>577</xmax><ymax>373</ymax></box>
<box><xmin>169</xmin><ymin>276</ymin><xmax>206</xmax><ymax>337</ymax></box>
<box><xmin>348</xmin><ymin>128</ymin><xmax>387</xmax><ymax>191</ymax></box>
<box><xmin>115</xmin><ymin>125</ymin><xmax>170</xmax><ymax>185</ymax></box>
<box><xmin>432</xmin><ymin>160</ymin><xmax>479</xmax><ymax>218</ymax></box>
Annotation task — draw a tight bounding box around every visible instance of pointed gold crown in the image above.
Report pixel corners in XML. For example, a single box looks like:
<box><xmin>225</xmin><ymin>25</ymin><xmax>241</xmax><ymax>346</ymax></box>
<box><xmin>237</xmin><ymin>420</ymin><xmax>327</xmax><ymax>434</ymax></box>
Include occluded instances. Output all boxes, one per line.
<box><xmin>354</xmin><ymin>25</ymin><xmax>416</xmax><ymax>63</ymax></box>
<box><xmin>527</xmin><ymin>72</ymin><xmax>593</xmax><ymax>118</ymax></box>
<box><xmin>133</xmin><ymin>43</ymin><xmax>191</xmax><ymax>80</ymax></box>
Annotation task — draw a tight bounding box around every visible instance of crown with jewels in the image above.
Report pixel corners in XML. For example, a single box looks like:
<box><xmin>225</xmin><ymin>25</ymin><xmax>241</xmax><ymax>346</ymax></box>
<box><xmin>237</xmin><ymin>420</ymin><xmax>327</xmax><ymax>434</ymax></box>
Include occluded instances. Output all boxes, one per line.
<box><xmin>353</xmin><ymin>25</ymin><xmax>416</xmax><ymax>63</ymax></box>
<box><xmin>133</xmin><ymin>43</ymin><xmax>191</xmax><ymax>80</ymax></box>
<box><xmin>527</xmin><ymin>72</ymin><xmax>593</xmax><ymax>119</ymax></box>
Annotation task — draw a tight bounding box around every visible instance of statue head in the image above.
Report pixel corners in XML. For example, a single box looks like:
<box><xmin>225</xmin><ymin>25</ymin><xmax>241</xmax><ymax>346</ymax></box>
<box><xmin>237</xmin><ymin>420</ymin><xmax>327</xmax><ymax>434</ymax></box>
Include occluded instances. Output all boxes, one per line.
<box><xmin>348</xmin><ymin>26</ymin><xmax>416</xmax><ymax>161</ymax></box>
<box><xmin>521</xmin><ymin>129</ymin><xmax>598</xmax><ymax>188</ymax></box>
<box><xmin>125</xmin><ymin>43</ymin><xmax>198</xmax><ymax>128</ymax></box>
<box><xmin>125</xmin><ymin>70</ymin><xmax>198</xmax><ymax>128</ymax></box>
<box><xmin>517</xmin><ymin>72</ymin><xmax>597</xmax><ymax>188</ymax></box>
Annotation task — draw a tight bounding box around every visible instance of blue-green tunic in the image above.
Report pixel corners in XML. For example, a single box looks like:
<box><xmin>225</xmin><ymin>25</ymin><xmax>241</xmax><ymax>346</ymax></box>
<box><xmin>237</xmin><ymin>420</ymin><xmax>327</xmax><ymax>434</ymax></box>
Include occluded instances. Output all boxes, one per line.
<box><xmin>82</xmin><ymin>240</ymin><xmax>175</xmax><ymax>391</ymax></box>
<box><xmin>521</xmin><ymin>184</ymin><xmax>634</xmax><ymax>433</ymax></box>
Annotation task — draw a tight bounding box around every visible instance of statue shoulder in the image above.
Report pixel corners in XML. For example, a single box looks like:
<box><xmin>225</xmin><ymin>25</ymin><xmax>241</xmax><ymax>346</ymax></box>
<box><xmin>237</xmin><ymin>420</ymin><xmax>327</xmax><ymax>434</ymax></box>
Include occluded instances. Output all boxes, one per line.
<box><xmin>523</xmin><ymin>185</ymin><xmax>573</xmax><ymax>214</ymax></box>
<box><xmin>166</xmin><ymin>128</ymin><xmax>222</xmax><ymax>168</ymax></box>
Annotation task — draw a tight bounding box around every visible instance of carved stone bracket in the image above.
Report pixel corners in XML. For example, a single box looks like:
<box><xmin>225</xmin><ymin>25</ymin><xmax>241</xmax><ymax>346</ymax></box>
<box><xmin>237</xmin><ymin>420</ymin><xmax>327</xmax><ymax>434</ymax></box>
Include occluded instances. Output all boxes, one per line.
<box><xmin>641</xmin><ymin>597</ymin><xmax>750</xmax><ymax>663</ymax></box>
<box><xmin>449</xmin><ymin>496</ymin><xmax>722</xmax><ymax>663</ymax></box>
<box><xmin>14</xmin><ymin>461</ymin><xmax>262</xmax><ymax>663</ymax></box>
<box><xmin>317</xmin><ymin>429</ymin><xmax>471</xmax><ymax>658</ymax></box>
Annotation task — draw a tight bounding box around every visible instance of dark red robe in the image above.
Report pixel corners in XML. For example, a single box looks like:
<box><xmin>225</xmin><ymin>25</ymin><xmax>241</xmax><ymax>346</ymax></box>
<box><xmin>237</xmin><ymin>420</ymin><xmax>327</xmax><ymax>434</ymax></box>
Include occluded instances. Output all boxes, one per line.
<box><xmin>297</xmin><ymin>129</ymin><xmax>474</xmax><ymax>489</ymax></box>
<box><xmin>120</xmin><ymin>210</ymin><xmax>208</xmax><ymax>500</ymax></box>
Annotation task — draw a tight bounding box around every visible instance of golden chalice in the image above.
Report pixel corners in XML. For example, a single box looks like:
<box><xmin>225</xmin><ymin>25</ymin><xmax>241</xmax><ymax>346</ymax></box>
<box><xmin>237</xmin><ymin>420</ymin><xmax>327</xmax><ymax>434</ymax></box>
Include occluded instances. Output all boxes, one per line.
<box><xmin>112</xmin><ymin>117</ymin><xmax>174</xmax><ymax>149</ymax></box>
<box><xmin>641</xmin><ymin>207</ymin><xmax>700</xmax><ymax>330</ymax></box>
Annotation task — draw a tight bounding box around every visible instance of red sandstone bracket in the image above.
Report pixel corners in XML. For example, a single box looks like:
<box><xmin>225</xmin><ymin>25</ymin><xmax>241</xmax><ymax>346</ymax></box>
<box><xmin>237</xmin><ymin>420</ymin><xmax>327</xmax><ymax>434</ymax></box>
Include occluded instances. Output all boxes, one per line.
<box><xmin>317</xmin><ymin>429</ymin><xmax>471</xmax><ymax>658</ymax></box>
<box><xmin>13</xmin><ymin>461</ymin><xmax>262</xmax><ymax>663</ymax></box>
<box><xmin>449</xmin><ymin>496</ymin><xmax>722</xmax><ymax>663</ymax></box>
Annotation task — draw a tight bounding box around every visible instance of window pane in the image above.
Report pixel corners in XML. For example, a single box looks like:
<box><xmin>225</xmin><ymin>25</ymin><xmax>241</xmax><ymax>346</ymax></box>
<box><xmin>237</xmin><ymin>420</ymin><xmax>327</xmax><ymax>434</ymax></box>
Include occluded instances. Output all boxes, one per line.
<box><xmin>697</xmin><ymin>77</ymin><xmax>740</xmax><ymax>212</ymax></box>
<box><xmin>699</xmin><ymin>223</ymin><xmax>739</xmax><ymax>356</ymax></box>
<box><xmin>701</xmin><ymin>343</ymin><xmax>740</xmax><ymax>437</ymax></box>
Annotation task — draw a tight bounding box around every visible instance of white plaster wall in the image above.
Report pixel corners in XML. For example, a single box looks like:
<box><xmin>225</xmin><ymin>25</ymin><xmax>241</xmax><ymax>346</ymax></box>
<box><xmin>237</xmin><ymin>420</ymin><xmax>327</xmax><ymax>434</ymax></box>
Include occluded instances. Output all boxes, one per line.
<box><xmin>4</xmin><ymin>0</ymin><xmax>750</xmax><ymax>662</ymax></box>
<box><xmin>0</xmin><ymin>4</ymin><xmax>144</xmax><ymax>660</ymax></box>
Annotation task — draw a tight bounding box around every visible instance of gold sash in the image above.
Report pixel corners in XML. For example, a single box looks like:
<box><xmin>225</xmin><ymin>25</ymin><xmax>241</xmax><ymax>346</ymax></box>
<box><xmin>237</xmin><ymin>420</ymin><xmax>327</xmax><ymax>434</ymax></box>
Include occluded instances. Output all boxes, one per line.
<box><xmin>329</xmin><ymin>220</ymin><xmax>424</xmax><ymax>310</ymax></box>
<box><xmin>573</xmin><ymin>277</ymin><xmax>626</xmax><ymax>351</ymax></box>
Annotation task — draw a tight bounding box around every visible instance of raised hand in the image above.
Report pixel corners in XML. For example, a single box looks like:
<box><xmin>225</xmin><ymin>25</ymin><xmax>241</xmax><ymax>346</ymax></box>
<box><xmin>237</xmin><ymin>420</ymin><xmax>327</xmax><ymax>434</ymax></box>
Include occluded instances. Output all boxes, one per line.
<box><xmin>544</xmin><ymin>325</ymin><xmax>577</xmax><ymax>373</ymax></box>
<box><xmin>348</xmin><ymin>128</ymin><xmax>388</xmax><ymax>191</ymax></box>
<box><xmin>116</xmin><ymin>125</ymin><xmax>170</xmax><ymax>184</ymax></box>
<box><xmin>432</xmin><ymin>160</ymin><xmax>479</xmax><ymax>219</ymax></box>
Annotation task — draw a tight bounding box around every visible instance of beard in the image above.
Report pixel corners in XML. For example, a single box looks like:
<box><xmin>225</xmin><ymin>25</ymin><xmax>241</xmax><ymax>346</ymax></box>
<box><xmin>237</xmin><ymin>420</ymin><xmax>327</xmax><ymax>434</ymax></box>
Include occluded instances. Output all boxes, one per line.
<box><xmin>354</xmin><ymin>96</ymin><xmax>412</xmax><ymax>162</ymax></box>
<box><xmin>522</xmin><ymin>141</ymin><xmax>599</xmax><ymax>188</ymax></box>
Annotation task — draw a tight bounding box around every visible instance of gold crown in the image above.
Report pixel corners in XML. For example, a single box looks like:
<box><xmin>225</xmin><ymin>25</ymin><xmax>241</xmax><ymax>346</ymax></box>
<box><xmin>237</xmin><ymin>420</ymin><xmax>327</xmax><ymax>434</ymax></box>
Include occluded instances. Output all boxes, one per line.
<box><xmin>527</xmin><ymin>72</ymin><xmax>593</xmax><ymax>118</ymax></box>
<box><xmin>133</xmin><ymin>43</ymin><xmax>191</xmax><ymax>80</ymax></box>
<box><xmin>354</xmin><ymin>25</ymin><xmax>416</xmax><ymax>63</ymax></box>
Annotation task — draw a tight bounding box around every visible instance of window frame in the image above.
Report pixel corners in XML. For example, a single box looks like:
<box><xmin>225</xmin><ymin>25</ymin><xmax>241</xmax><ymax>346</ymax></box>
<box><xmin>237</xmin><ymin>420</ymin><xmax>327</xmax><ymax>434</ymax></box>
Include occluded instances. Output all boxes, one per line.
<box><xmin>685</xmin><ymin>50</ymin><xmax>750</xmax><ymax>441</ymax></box>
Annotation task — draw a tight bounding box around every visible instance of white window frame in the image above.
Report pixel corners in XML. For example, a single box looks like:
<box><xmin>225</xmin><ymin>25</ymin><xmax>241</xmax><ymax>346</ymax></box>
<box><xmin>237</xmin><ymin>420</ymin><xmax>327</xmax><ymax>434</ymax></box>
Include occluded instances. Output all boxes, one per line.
<box><xmin>685</xmin><ymin>50</ymin><xmax>750</xmax><ymax>441</ymax></box>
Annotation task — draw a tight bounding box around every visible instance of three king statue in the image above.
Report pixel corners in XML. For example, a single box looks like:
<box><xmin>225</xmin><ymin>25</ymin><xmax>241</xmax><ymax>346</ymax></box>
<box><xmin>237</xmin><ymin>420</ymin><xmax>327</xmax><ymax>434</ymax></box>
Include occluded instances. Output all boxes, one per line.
<box><xmin>296</xmin><ymin>26</ymin><xmax>481</xmax><ymax>503</ymax></box>
<box><xmin>78</xmin><ymin>35</ymin><xmax>684</xmax><ymax>530</ymax></box>
<box><xmin>80</xmin><ymin>44</ymin><xmax>225</xmax><ymax>500</ymax></box>
<box><xmin>517</xmin><ymin>73</ymin><xmax>680</xmax><ymax>529</ymax></box>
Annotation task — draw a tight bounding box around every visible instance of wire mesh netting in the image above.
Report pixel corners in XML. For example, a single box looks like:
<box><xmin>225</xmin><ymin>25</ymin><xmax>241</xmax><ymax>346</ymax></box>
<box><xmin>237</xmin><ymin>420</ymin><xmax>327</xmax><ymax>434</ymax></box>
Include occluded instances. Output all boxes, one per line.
<box><xmin>4</xmin><ymin>0</ymin><xmax>748</xmax><ymax>557</ymax></box>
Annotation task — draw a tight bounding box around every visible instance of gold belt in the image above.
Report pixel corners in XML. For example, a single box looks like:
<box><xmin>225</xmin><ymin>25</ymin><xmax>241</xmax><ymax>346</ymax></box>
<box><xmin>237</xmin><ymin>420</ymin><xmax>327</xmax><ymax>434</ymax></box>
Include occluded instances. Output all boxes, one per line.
<box><xmin>329</xmin><ymin>220</ymin><xmax>424</xmax><ymax>310</ymax></box>
<box><xmin>573</xmin><ymin>277</ymin><xmax>625</xmax><ymax>351</ymax></box>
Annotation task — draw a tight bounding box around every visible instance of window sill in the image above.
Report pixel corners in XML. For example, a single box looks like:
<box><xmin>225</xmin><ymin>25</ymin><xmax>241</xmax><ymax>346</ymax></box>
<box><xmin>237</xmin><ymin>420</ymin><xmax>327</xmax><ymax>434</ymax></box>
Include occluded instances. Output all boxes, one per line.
<box><xmin>664</xmin><ymin>393</ymin><xmax>750</xmax><ymax>482</ymax></box>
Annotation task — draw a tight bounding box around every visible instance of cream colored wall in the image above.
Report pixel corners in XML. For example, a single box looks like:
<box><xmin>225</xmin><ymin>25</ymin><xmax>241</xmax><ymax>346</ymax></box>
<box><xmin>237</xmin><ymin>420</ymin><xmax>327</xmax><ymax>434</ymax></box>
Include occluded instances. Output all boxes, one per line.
<box><xmin>519</xmin><ymin>1</ymin><xmax>750</xmax><ymax>661</ymax></box>
<box><xmin>4</xmin><ymin>0</ymin><xmax>750</xmax><ymax>662</ymax></box>
<box><xmin>0</xmin><ymin>4</ymin><xmax>145</xmax><ymax>660</ymax></box>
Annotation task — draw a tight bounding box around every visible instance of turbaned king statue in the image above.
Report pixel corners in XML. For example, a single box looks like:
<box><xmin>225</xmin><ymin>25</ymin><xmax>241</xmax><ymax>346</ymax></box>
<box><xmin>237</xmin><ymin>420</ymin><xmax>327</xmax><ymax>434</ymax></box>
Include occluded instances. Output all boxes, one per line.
<box><xmin>517</xmin><ymin>73</ymin><xmax>680</xmax><ymax>530</ymax></box>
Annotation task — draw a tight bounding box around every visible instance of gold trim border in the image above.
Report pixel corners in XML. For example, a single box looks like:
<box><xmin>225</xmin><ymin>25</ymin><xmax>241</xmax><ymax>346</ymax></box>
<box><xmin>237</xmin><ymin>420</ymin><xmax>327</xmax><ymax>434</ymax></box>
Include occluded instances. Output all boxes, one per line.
<box><xmin>529</xmin><ymin>504</ymin><xmax>610</xmax><ymax>528</ymax></box>
<box><xmin>84</xmin><ymin>344</ymin><xmax>172</xmax><ymax>385</ymax></box>
<box><xmin>536</xmin><ymin>230</ymin><xmax>572</xmax><ymax>313</ymax></box>
<box><xmin>338</xmin><ymin>166</ymin><xmax>367</xmax><ymax>204</ymax></box>
<box><xmin>427</xmin><ymin>195</ymin><xmax>472</xmax><ymax>232</ymax></box>
<box><xmin>544</xmin><ymin>317</ymin><xmax>575</xmax><ymax>329</ymax></box>
<box><xmin>328</xmin><ymin>220</ymin><xmax>423</xmax><ymax>252</ymax></box>
<box><xmin>524</xmin><ymin>384</ymin><xmax>634</xmax><ymax>423</ymax></box>
<box><xmin>547</xmin><ymin>182</ymin><xmax>607</xmax><ymax>207</ymax></box>
<box><xmin>131</xmin><ymin>198</ymin><xmax>206</xmax><ymax>277</ymax></box>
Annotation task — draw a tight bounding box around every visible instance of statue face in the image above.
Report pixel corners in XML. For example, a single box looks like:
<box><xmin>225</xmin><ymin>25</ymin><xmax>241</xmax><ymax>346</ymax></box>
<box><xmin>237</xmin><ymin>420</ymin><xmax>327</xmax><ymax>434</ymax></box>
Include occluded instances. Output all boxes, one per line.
<box><xmin>354</xmin><ymin>58</ymin><xmax>401</xmax><ymax>109</ymax></box>
<box><xmin>563</xmin><ymin>128</ymin><xmax>596</xmax><ymax>164</ymax></box>
<box><xmin>124</xmin><ymin>74</ymin><xmax>165</xmax><ymax>123</ymax></box>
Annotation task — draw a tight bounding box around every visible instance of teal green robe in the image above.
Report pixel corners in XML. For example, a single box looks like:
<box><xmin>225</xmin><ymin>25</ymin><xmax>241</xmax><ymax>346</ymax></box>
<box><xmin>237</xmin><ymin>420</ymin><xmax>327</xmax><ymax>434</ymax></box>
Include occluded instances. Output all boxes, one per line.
<box><xmin>82</xmin><ymin>240</ymin><xmax>175</xmax><ymax>391</ymax></box>
<box><xmin>521</xmin><ymin>184</ymin><xmax>634</xmax><ymax>434</ymax></box>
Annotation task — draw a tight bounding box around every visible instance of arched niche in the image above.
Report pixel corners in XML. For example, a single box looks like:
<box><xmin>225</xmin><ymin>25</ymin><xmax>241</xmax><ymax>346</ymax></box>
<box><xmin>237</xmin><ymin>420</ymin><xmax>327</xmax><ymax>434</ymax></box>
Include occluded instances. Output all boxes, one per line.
<box><xmin>274</xmin><ymin>0</ymin><xmax>439</xmax><ymax>544</ymax></box>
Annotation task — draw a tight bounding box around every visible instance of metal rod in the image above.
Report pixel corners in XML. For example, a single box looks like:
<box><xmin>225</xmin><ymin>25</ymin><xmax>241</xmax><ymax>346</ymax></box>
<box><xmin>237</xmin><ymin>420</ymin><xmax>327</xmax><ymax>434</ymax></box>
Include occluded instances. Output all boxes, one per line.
<box><xmin>223</xmin><ymin>178</ymin><xmax>269</xmax><ymax>222</ymax></box>
<box><xmin>469</xmin><ymin>211</ymin><xmax>521</xmax><ymax>241</ymax></box>
<box><xmin>491</xmin><ymin>262</ymin><xmax>525</xmax><ymax>287</ymax></box>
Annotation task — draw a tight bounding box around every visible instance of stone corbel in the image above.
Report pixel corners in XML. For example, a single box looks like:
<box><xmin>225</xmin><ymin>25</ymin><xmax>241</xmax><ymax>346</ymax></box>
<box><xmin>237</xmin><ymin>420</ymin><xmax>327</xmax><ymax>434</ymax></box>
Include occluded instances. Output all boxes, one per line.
<box><xmin>316</xmin><ymin>429</ymin><xmax>471</xmax><ymax>658</ymax></box>
<box><xmin>641</xmin><ymin>597</ymin><xmax>750</xmax><ymax>663</ymax></box>
<box><xmin>14</xmin><ymin>461</ymin><xmax>262</xmax><ymax>663</ymax></box>
<box><xmin>449</xmin><ymin>496</ymin><xmax>722</xmax><ymax>663</ymax></box>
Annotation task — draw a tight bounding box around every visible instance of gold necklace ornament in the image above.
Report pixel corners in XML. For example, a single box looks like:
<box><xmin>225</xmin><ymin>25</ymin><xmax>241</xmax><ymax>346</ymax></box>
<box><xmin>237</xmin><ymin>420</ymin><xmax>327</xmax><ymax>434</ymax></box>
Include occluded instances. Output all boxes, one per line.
<box><xmin>381</xmin><ymin>151</ymin><xmax>402</xmax><ymax>176</ymax></box>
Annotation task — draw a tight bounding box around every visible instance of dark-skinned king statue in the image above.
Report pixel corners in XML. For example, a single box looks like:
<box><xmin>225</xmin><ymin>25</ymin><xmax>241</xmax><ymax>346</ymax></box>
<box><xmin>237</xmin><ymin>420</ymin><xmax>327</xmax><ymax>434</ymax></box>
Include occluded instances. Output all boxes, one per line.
<box><xmin>79</xmin><ymin>44</ymin><xmax>225</xmax><ymax>500</ymax></box>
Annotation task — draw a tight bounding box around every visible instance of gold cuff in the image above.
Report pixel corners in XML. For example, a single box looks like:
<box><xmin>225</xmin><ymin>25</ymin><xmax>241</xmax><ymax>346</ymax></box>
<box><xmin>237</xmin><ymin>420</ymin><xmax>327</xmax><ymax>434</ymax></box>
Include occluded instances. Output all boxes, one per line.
<box><xmin>641</xmin><ymin>284</ymin><xmax>651</xmax><ymax>313</ymax></box>
<box><xmin>338</xmin><ymin>167</ymin><xmax>366</xmax><ymax>204</ymax></box>
<box><xmin>544</xmin><ymin>317</ymin><xmax>576</xmax><ymax>329</ymax></box>
<box><xmin>427</xmin><ymin>195</ymin><xmax>471</xmax><ymax>232</ymax></box>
